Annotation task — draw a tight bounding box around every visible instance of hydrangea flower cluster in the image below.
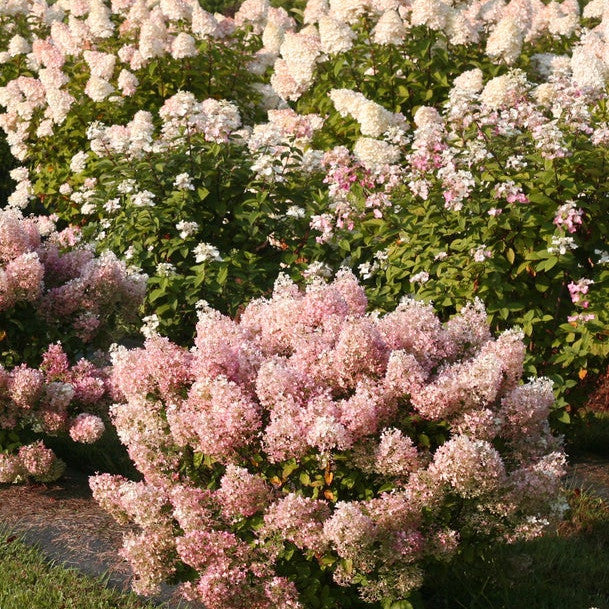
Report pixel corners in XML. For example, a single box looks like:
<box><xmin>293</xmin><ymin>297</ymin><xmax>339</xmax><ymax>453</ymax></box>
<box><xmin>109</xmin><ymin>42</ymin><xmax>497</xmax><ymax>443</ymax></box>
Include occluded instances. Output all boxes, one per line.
<box><xmin>0</xmin><ymin>0</ymin><xmax>262</xmax><ymax>160</ymax></box>
<box><xmin>0</xmin><ymin>440</ymin><xmax>65</xmax><ymax>484</ymax></box>
<box><xmin>1</xmin><ymin>0</ymin><xmax>606</xmax><ymax>390</ymax></box>
<box><xmin>91</xmin><ymin>272</ymin><xmax>565</xmax><ymax>608</ymax></box>
<box><xmin>0</xmin><ymin>207</ymin><xmax>146</xmax><ymax>344</ymax></box>
<box><xmin>0</xmin><ymin>207</ymin><xmax>144</xmax><ymax>484</ymax></box>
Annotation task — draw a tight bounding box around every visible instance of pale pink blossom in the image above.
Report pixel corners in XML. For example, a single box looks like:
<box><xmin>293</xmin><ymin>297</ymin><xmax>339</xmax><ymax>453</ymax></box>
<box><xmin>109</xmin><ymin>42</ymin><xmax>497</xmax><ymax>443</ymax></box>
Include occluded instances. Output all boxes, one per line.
<box><xmin>69</xmin><ymin>412</ymin><xmax>105</xmax><ymax>443</ymax></box>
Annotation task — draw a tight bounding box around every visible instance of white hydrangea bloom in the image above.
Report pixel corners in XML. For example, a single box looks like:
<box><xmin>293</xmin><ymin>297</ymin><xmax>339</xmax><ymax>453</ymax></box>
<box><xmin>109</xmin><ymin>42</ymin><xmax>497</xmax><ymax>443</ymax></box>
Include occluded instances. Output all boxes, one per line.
<box><xmin>174</xmin><ymin>173</ymin><xmax>195</xmax><ymax>190</ymax></box>
<box><xmin>319</xmin><ymin>14</ymin><xmax>355</xmax><ymax>54</ymax></box>
<box><xmin>84</xmin><ymin>76</ymin><xmax>114</xmax><ymax>102</ymax></box>
<box><xmin>176</xmin><ymin>220</ymin><xmax>198</xmax><ymax>238</ymax></box>
<box><xmin>140</xmin><ymin>314</ymin><xmax>160</xmax><ymax>338</ymax></box>
<box><xmin>486</xmin><ymin>17</ymin><xmax>523</xmax><ymax>65</ymax></box>
<box><xmin>329</xmin><ymin>89</ymin><xmax>403</xmax><ymax>138</ymax></box>
<box><xmin>194</xmin><ymin>243</ymin><xmax>223</xmax><ymax>263</ymax></box>
<box><xmin>353</xmin><ymin>137</ymin><xmax>400</xmax><ymax>169</ymax></box>
<box><xmin>171</xmin><ymin>32</ymin><xmax>197</xmax><ymax>59</ymax></box>
<box><xmin>8</xmin><ymin>34</ymin><xmax>30</xmax><ymax>56</ymax></box>
<box><xmin>373</xmin><ymin>10</ymin><xmax>407</xmax><ymax>45</ymax></box>
<box><xmin>69</xmin><ymin>151</ymin><xmax>88</xmax><ymax>173</ymax></box>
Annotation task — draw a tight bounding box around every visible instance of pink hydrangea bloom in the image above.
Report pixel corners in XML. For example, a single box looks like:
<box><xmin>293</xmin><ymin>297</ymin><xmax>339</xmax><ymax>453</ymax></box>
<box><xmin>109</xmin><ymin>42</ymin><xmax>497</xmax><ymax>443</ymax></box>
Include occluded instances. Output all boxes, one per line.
<box><xmin>18</xmin><ymin>441</ymin><xmax>57</xmax><ymax>478</ymax></box>
<box><xmin>69</xmin><ymin>412</ymin><xmax>105</xmax><ymax>443</ymax></box>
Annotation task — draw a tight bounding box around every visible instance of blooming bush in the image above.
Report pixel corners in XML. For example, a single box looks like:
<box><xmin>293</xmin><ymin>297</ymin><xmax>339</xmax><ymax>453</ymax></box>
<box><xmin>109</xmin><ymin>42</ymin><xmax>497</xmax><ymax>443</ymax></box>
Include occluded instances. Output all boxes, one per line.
<box><xmin>66</xmin><ymin>98</ymin><xmax>328</xmax><ymax>342</ymax></box>
<box><xmin>0</xmin><ymin>206</ymin><xmax>146</xmax><ymax>363</ymax></box>
<box><xmin>0</xmin><ymin>206</ymin><xmax>145</xmax><ymax>482</ymax></box>
<box><xmin>91</xmin><ymin>272</ymin><xmax>565</xmax><ymax>608</ymax></box>
<box><xmin>0</xmin><ymin>439</ymin><xmax>64</xmax><ymax>483</ymax></box>
<box><xmin>1</xmin><ymin>0</ymin><xmax>607</xmax><ymax>411</ymax></box>
<box><xmin>297</xmin><ymin>61</ymin><xmax>609</xmax><ymax>416</ymax></box>
<box><xmin>0</xmin><ymin>0</ymin><xmax>336</xmax><ymax>341</ymax></box>
<box><xmin>268</xmin><ymin>0</ymin><xmax>609</xmax><ymax>414</ymax></box>
<box><xmin>0</xmin><ymin>342</ymin><xmax>111</xmax><ymax>483</ymax></box>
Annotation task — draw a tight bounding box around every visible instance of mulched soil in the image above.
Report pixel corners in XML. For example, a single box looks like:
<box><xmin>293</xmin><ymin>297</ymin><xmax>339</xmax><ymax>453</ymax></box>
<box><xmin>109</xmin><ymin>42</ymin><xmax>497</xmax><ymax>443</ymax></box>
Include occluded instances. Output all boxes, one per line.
<box><xmin>565</xmin><ymin>453</ymin><xmax>609</xmax><ymax>502</ymax></box>
<box><xmin>2</xmin><ymin>456</ymin><xmax>609</xmax><ymax>608</ymax></box>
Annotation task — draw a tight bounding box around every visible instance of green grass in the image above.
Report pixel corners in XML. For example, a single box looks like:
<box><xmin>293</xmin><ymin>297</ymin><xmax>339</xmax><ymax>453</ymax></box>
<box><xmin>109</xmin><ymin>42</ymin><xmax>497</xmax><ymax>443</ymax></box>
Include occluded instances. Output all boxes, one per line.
<box><xmin>0</xmin><ymin>528</ymin><xmax>160</xmax><ymax>609</ymax></box>
<box><xmin>422</xmin><ymin>489</ymin><xmax>609</xmax><ymax>609</ymax></box>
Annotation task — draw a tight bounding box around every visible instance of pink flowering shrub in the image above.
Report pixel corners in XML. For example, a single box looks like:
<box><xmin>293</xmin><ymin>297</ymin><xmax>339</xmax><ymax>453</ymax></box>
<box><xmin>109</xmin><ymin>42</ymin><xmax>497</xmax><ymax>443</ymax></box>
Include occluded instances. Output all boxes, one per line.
<box><xmin>0</xmin><ymin>207</ymin><xmax>145</xmax><ymax>360</ymax></box>
<box><xmin>1</xmin><ymin>0</ymin><xmax>607</xmax><ymax>410</ymax></box>
<box><xmin>299</xmin><ymin>64</ymin><xmax>609</xmax><ymax>418</ymax></box>
<box><xmin>0</xmin><ymin>341</ymin><xmax>111</xmax><ymax>483</ymax></box>
<box><xmin>250</xmin><ymin>1</ymin><xmax>609</xmax><ymax>417</ymax></box>
<box><xmin>0</xmin><ymin>207</ymin><xmax>144</xmax><ymax>482</ymax></box>
<box><xmin>91</xmin><ymin>272</ymin><xmax>565</xmax><ymax>608</ymax></box>
<box><xmin>0</xmin><ymin>440</ymin><xmax>65</xmax><ymax>483</ymax></box>
<box><xmin>0</xmin><ymin>0</ymin><xmax>329</xmax><ymax>342</ymax></box>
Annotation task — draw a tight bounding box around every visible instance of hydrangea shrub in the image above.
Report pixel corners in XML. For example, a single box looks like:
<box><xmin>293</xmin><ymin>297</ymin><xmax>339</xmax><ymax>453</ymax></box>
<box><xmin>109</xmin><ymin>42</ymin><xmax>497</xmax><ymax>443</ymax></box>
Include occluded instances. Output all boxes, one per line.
<box><xmin>0</xmin><ymin>342</ymin><xmax>110</xmax><ymax>483</ymax></box>
<box><xmin>91</xmin><ymin>272</ymin><xmax>565</xmax><ymax>609</ymax></box>
<box><xmin>0</xmin><ymin>206</ymin><xmax>146</xmax><ymax>362</ymax></box>
<box><xmin>1</xmin><ymin>0</ymin><xmax>607</xmax><ymax>410</ymax></box>
<box><xmin>0</xmin><ymin>0</ymin><xmax>333</xmax><ymax>342</ymax></box>
<box><xmin>299</xmin><ymin>64</ymin><xmax>609</xmax><ymax>417</ymax></box>
<box><xmin>0</xmin><ymin>207</ymin><xmax>145</xmax><ymax>482</ymax></box>
<box><xmin>67</xmin><ymin>98</ymin><xmax>327</xmax><ymax>342</ymax></box>
<box><xmin>254</xmin><ymin>0</ymin><xmax>609</xmax><ymax>415</ymax></box>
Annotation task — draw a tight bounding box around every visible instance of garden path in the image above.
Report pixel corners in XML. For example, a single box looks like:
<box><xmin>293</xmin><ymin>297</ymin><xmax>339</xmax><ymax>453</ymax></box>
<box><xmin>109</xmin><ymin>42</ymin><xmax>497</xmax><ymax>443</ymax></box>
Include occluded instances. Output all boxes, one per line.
<box><xmin>565</xmin><ymin>453</ymin><xmax>609</xmax><ymax>502</ymax></box>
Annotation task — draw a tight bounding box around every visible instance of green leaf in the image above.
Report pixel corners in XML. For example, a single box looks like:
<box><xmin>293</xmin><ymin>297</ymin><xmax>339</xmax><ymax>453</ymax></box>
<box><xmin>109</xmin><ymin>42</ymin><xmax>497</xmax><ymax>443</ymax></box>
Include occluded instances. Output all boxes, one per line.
<box><xmin>381</xmin><ymin>600</ymin><xmax>415</xmax><ymax>609</ymax></box>
<box><xmin>216</xmin><ymin>265</ymin><xmax>229</xmax><ymax>285</ymax></box>
<box><xmin>192</xmin><ymin>452</ymin><xmax>204</xmax><ymax>468</ymax></box>
<box><xmin>338</xmin><ymin>238</ymin><xmax>351</xmax><ymax>252</ymax></box>
<box><xmin>535</xmin><ymin>256</ymin><xmax>559</xmax><ymax>272</ymax></box>
<box><xmin>282</xmin><ymin>460</ymin><xmax>298</xmax><ymax>480</ymax></box>
<box><xmin>148</xmin><ymin>288</ymin><xmax>166</xmax><ymax>303</ymax></box>
<box><xmin>418</xmin><ymin>433</ymin><xmax>430</xmax><ymax>448</ymax></box>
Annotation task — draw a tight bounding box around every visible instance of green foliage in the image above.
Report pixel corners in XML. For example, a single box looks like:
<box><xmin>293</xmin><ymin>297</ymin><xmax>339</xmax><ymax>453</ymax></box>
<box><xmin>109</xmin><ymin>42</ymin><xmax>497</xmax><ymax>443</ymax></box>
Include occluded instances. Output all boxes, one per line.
<box><xmin>296</xmin><ymin>27</ymin><xmax>505</xmax><ymax>145</ymax></box>
<box><xmin>320</xmin><ymin>119</ymin><xmax>609</xmax><ymax>415</ymax></box>
<box><xmin>0</xmin><ymin>430</ymin><xmax>22</xmax><ymax>454</ymax></box>
<box><xmin>2</xmin><ymin>4</ymin><xmax>607</xmax><ymax>417</ymax></box>
<box><xmin>75</xmin><ymin>137</ymin><xmax>331</xmax><ymax>343</ymax></box>
<box><xmin>42</xmin><ymin>426</ymin><xmax>142</xmax><ymax>480</ymax></box>
<box><xmin>0</xmin><ymin>135</ymin><xmax>16</xmax><ymax>203</ymax></box>
<box><xmin>279</xmin><ymin>24</ymin><xmax>609</xmax><ymax>417</ymax></box>
<box><xmin>25</xmin><ymin>31</ymin><xmax>265</xmax><ymax>212</ymax></box>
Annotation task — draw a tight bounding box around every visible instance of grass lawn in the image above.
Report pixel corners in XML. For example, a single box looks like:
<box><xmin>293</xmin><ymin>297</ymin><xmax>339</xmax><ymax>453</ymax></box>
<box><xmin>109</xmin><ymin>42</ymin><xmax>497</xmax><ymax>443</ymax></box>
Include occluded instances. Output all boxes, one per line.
<box><xmin>0</xmin><ymin>528</ymin><xmax>160</xmax><ymax>609</ymax></box>
<box><xmin>423</xmin><ymin>489</ymin><xmax>609</xmax><ymax>608</ymax></box>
